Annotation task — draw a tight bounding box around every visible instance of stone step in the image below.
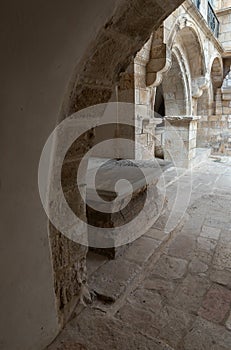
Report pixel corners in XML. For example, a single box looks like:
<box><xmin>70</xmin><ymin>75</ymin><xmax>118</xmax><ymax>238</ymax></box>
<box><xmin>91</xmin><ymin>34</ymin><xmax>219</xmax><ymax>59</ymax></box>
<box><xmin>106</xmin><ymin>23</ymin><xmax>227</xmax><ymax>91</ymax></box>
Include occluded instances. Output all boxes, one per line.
<box><xmin>47</xmin><ymin>308</ymin><xmax>176</xmax><ymax>350</ymax></box>
<box><xmin>87</xmin><ymin>221</ymin><xmax>176</xmax><ymax>306</ymax></box>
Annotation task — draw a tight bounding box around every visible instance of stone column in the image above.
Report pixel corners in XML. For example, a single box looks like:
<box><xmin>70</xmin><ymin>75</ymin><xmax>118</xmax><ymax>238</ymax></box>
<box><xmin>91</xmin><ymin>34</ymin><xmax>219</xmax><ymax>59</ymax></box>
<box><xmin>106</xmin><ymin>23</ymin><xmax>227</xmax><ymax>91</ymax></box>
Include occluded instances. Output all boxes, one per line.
<box><xmin>164</xmin><ymin>116</ymin><xmax>200</xmax><ymax>168</ymax></box>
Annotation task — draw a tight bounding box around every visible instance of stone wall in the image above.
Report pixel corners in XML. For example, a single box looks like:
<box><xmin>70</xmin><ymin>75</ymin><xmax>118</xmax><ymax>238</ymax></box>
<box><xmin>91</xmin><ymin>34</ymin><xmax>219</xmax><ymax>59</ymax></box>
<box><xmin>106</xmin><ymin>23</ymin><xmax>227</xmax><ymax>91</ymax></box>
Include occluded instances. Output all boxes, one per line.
<box><xmin>197</xmin><ymin>114</ymin><xmax>231</xmax><ymax>155</ymax></box>
<box><xmin>197</xmin><ymin>79</ymin><xmax>231</xmax><ymax>155</ymax></box>
<box><xmin>217</xmin><ymin>4</ymin><xmax>231</xmax><ymax>51</ymax></box>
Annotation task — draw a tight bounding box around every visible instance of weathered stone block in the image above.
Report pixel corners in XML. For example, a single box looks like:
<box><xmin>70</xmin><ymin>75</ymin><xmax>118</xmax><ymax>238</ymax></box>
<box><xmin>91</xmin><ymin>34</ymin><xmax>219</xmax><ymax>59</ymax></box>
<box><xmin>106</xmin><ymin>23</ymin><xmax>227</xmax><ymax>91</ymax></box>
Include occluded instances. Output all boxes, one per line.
<box><xmin>198</xmin><ymin>285</ymin><xmax>231</xmax><ymax>323</ymax></box>
<box><xmin>151</xmin><ymin>254</ymin><xmax>188</xmax><ymax>280</ymax></box>
<box><xmin>86</xmin><ymin>158</ymin><xmax>165</xmax><ymax>258</ymax></box>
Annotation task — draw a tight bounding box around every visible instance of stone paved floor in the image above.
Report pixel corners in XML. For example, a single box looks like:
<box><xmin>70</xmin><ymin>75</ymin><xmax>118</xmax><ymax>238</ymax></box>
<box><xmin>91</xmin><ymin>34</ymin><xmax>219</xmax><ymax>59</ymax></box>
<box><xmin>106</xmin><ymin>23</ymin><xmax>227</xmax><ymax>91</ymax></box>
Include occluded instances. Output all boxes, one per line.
<box><xmin>48</xmin><ymin>157</ymin><xmax>231</xmax><ymax>350</ymax></box>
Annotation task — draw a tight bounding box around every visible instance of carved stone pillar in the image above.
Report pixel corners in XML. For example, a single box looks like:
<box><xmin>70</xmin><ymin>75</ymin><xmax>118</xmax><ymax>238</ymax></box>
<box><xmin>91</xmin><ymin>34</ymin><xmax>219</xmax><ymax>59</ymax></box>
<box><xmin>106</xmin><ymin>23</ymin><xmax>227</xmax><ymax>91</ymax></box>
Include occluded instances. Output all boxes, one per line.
<box><xmin>164</xmin><ymin>116</ymin><xmax>201</xmax><ymax>168</ymax></box>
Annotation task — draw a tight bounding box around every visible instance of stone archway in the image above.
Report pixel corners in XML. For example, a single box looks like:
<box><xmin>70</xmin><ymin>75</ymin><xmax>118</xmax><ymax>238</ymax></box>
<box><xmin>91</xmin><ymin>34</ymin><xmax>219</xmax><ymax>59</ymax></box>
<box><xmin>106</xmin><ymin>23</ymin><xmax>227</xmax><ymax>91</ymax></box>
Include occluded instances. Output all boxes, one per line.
<box><xmin>1</xmin><ymin>1</ymin><xmax>191</xmax><ymax>349</ymax></box>
<box><xmin>174</xmin><ymin>26</ymin><xmax>205</xmax><ymax>78</ymax></box>
<box><xmin>168</xmin><ymin>16</ymin><xmax>206</xmax><ymax>79</ymax></box>
<box><xmin>146</xmin><ymin>15</ymin><xmax>207</xmax><ymax>118</ymax></box>
<box><xmin>167</xmin><ymin>15</ymin><xmax>207</xmax><ymax>114</ymax></box>
<box><xmin>48</xmin><ymin>0</ymin><xmax>186</xmax><ymax>330</ymax></box>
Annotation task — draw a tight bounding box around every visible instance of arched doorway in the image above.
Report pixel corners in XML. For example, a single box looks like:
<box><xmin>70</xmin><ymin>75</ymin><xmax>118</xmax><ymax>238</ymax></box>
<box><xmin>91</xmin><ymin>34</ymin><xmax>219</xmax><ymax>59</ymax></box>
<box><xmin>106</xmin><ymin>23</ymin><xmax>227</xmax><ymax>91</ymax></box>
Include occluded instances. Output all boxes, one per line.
<box><xmin>0</xmin><ymin>0</ymin><xmax>187</xmax><ymax>349</ymax></box>
<box><xmin>46</xmin><ymin>0</ymin><xmax>187</xmax><ymax>335</ymax></box>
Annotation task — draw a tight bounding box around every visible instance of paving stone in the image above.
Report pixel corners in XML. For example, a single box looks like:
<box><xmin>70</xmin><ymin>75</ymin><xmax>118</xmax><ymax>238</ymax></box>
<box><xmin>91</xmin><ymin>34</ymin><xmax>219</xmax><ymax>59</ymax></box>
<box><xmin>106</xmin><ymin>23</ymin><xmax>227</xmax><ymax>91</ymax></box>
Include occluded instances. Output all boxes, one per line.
<box><xmin>144</xmin><ymin>277</ymin><xmax>175</xmax><ymax>293</ymax></box>
<box><xmin>116</xmin><ymin>303</ymin><xmax>159</xmax><ymax>337</ymax></box>
<box><xmin>213</xmin><ymin>242</ymin><xmax>231</xmax><ymax>271</ymax></box>
<box><xmin>210</xmin><ymin>269</ymin><xmax>231</xmax><ymax>288</ymax></box>
<box><xmin>152</xmin><ymin>211</ymin><xmax>171</xmax><ymax>231</ymax></box>
<box><xmin>220</xmin><ymin>229</ymin><xmax>231</xmax><ymax>243</ymax></box>
<box><xmin>128</xmin><ymin>288</ymin><xmax>163</xmax><ymax>315</ymax></box>
<box><xmin>204</xmin><ymin>217</ymin><xmax>229</xmax><ymax>229</ymax></box>
<box><xmin>193</xmin><ymin>249</ymin><xmax>213</xmax><ymax>264</ymax></box>
<box><xmin>144</xmin><ymin>227</ymin><xmax>169</xmax><ymax>241</ymax></box>
<box><xmin>52</xmin><ymin>309</ymin><xmax>175</xmax><ymax>350</ymax></box>
<box><xmin>143</xmin><ymin>276</ymin><xmax>178</xmax><ymax>301</ymax></box>
<box><xmin>167</xmin><ymin>234</ymin><xmax>196</xmax><ymax>259</ymax></box>
<box><xmin>189</xmin><ymin>257</ymin><xmax>208</xmax><ymax>274</ymax></box>
<box><xmin>157</xmin><ymin>305</ymin><xmax>194</xmax><ymax>349</ymax></box>
<box><xmin>180</xmin><ymin>217</ymin><xmax>204</xmax><ymax>236</ymax></box>
<box><xmin>197</xmin><ymin>237</ymin><xmax>217</xmax><ymax>252</ymax></box>
<box><xmin>198</xmin><ymin>285</ymin><xmax>231</xmax><ymax>324</ymax></box>
<box><xmin>89</xmin><ymin>258</ymin><xmax>141</xmax><ymax>301</ymax></box>
<box><xmin>207</xmin><ymin>211</ymin><xmax>230</xmax><ymax>225</ymax></box>
<box><xmin>200</xmin><ymin>225</ymin><xmax>221</xmax><ymax>240</ymax></box>
<box><xmin>151</xmin><ymin>254</ymin><xmax>188</xmax><ymax>280</ymax></box>
<box><xmin>125</xmin><ymin>291</ymin><xmax>193</xmax><ymax>349</ymax></box>
<box><xmin>183</xmin><ymin>317</ymin><xmax>231</xmax><ymax>350</ymax></box>
<box><xmin>122</xmin><ymin>236</ymin><xmax>160</xmax><ymax>264</ymax></box>
<box><xmin>171</xmin><ymin>275</ymin><xmax>211</xmax><ymax>313</ymax></box>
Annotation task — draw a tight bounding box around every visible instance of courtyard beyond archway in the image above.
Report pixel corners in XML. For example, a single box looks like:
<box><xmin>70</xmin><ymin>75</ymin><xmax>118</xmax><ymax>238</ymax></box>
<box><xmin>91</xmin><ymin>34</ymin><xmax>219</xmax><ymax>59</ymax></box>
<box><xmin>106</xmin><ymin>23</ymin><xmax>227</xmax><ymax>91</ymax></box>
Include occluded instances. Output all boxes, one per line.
<box><xmin>48</xmin><ymin>156</ymin><xmax>231</xmax><ymax>350</ymax></box>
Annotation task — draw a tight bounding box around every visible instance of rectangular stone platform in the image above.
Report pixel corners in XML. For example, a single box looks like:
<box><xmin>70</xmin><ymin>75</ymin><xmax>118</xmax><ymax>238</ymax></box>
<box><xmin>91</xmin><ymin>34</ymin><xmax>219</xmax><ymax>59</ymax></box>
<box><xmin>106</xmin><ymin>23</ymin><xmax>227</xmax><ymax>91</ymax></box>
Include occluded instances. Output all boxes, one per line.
<box><xmin>86</xmin><ymin>157</ymin><xmax>170</xmax><ymax>258</ymax></box>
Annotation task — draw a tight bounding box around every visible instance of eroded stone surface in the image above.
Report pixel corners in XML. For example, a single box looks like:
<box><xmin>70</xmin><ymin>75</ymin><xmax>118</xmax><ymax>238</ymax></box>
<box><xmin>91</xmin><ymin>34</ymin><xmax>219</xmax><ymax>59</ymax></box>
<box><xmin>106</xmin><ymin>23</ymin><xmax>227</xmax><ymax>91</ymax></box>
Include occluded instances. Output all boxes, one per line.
<box><xmin>183</xmin><ymin>317</ymin><xmax>231</xmax><ymax>350</ymax></box>
<box><xmin>116</xmin><ymin>303</ymin><xmax>160</xmax><ymax>337</ymax></box>
<box><xmin>198</xmin><ymin>285</ymin><xmax>231</xmax><ymax>323</ymax></box>
<box><xmin>128</xmin><ymin>287</ymin><xmax>163</xmax><ymax>314</ymax></box>
<box><xmin>151</xmin><ymin>254</ymin><xmax>188</xmax><ymax>280</ymax></box>
<box><xmin>157</xmin><ymin>305</ymin><xmax>193</xmax><ymax>349</ymax></box>
<box><xmin>144</xmin><ymin>227</ymin><xmax>169</xmax><ymax>241</ymax></box>
<box><xmin>189</xmin><ymin>258</ymin><xmax>208</xmax><ymax>274</ymax></box>
<box><xmin>171</xmin><ymin>275</ymin><xmax>211</xmax><ymax>313</ymax></box>
<box><xmin>167</xmin><ymin>234</ymin><xmax>196</xmax><ymax>259</ymax></box>
<box><xmin>213</xmin><ymin>242</ymin><xmax>231</xmax><ymax>271</ymax></box>
<box><xmin>122</xmin><ymin>236</ymin><xmax>160</xmax><ymax>264</ymax></box>
<box><xmin>197</xmin><ymin>236</ymin><xmax>217</xmax><ymax>252</ymax></box>
<box><xmin>143</xmin><ymin>277</ymin><xmax>175</xmax><ymax>294</ymax></box>
<box><xmin>210</xmin><ymin>269</ymin><xmax>231</xmax><ymax>288</ymax></box>
<box><xmin>49</xmin><ymin>309</ymin><xmax>174</xmax><ymax>350</ymax></box>
<box><xmin>200</xmin><ymin>225</ymin><xmax>221</xmax><ymax>240</ymax></box>
<box><xmin>89</xmin><ymin>258</ymin><xmax>141</xmax><ymax>301</ymax></box>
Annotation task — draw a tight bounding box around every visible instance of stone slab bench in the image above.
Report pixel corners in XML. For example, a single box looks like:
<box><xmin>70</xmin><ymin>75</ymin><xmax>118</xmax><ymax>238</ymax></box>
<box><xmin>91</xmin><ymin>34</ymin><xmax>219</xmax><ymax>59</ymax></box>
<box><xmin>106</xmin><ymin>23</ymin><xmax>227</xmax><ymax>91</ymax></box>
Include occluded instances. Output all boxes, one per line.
<box><xmin>86</xmin><ymin>157</ymin><xmax>170</xmax><ymax>258</ymax></box>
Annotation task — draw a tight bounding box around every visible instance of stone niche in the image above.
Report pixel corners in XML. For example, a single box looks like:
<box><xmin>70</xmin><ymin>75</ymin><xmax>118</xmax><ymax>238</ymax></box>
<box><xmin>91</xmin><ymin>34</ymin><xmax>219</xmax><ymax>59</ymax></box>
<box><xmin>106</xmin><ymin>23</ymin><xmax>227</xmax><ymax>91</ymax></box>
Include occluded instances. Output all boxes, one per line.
<box><xmin>86</xmin><ymin>157</ymin><xmax>167</xmax><ymax>258</ymax></box>
<box><xmin>164</xmin><ymin>116</ymin><xmax>200</xmax><ymax>168</ymax></box>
